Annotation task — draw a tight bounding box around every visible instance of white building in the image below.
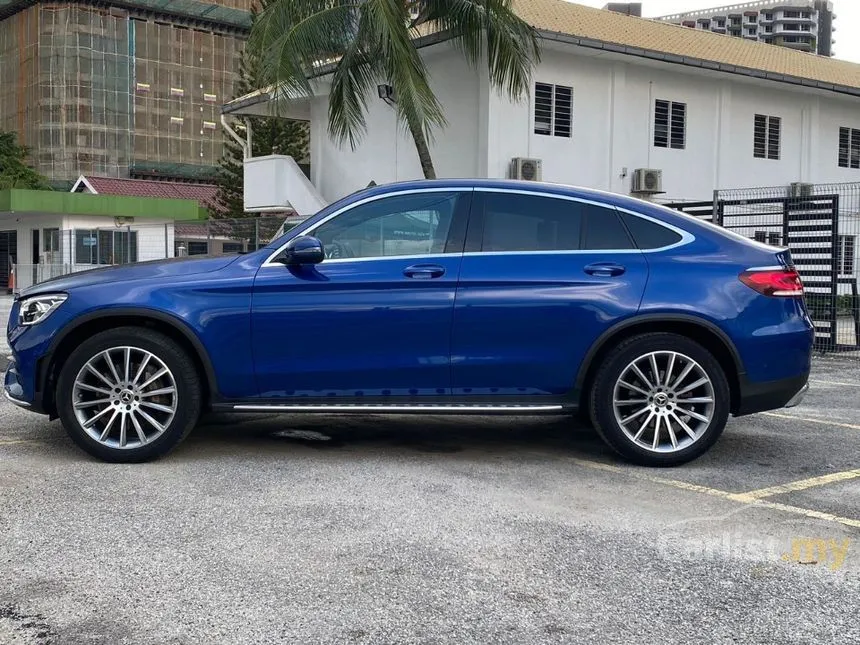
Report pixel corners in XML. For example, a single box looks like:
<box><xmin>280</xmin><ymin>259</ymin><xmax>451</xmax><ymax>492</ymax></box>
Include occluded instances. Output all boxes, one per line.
<box><xmin>655</xmin><ymin>1</ymin><xmax>835</xmax><ymax>57</ymax></box>
<box><xmin>224</xmin><ymin>0</ymin><xmax>860</xmax><ymax>205</ymax></box>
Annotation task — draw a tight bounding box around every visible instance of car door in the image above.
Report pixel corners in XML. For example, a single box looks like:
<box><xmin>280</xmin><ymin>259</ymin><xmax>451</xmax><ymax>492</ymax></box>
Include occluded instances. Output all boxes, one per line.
<box><xmin>251</xmin><ymin>188</ymin><xmax>472</xmax><ymax>399</ymax></box>
<box><xmin>450</xmin><ymin>189</ymin><xmax>649</xmax><ymax>398</ymax></box>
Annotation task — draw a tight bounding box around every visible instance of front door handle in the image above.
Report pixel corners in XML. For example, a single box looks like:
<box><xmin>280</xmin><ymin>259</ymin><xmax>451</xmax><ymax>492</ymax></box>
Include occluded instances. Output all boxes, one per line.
<box><xmin>404</xmin><ymin>264</ymin><xmax>446</xmax><ymax>279</ymax></box>
<box><xmin>584</xmin><ymin>262</ymin><xmax>626</xmax><ymax>277</ymax></box>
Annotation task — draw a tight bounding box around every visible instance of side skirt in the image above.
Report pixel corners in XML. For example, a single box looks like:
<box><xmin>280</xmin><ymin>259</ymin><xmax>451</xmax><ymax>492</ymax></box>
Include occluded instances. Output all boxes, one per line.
<box><xmin>211</xmin><ymin>401</ymin><xmax>576</xmax><ymax>415</ymax></box>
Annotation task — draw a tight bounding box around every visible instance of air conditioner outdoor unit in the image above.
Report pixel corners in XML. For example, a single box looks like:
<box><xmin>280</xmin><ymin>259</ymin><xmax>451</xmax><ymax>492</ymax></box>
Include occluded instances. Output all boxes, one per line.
<box><xmin>510</xmin><ymin>157</ymin><xmax>542</xmax><ymax>181</ymax></box>
<box><xmin>631</xmin><ymin>168</ymin><xmax>664</xmax><ymax>194</ymax></box>
<box><xmin>789</xmin><ymin>182</ymin><xmax>813</xmax><ymax>198</ymax></box>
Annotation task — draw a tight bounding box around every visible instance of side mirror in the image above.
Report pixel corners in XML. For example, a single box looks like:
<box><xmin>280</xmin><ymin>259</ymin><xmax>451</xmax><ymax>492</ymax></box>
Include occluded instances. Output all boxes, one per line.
<box><xmin>281</xmin><ymin>235</ymin><xmax>325</xmax><ymax>265</ymax></box>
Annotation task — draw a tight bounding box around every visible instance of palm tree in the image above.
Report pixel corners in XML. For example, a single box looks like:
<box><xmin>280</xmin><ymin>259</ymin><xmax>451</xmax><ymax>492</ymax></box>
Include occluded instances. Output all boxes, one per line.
<box><xmin>249</xmin><ymin>0</ymin><xmax>540</xmax><ymax>179</ymax></box>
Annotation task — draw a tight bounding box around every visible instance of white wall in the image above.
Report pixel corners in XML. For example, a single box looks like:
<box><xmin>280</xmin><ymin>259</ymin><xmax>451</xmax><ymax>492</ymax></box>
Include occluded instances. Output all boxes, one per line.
<box><xmin>308</xmin><ymin>40</ymin><xmax>860</xmax><ymax>204</ymax></box>
<box><xmin>311</xmin><ymin>44</ymin><xmax>482</xmax><ymax>202</ymax></box>
<box><xmin>486</xmin><ymin>49</ymin><xmax>860</xmax><ymax>201</ymax></box>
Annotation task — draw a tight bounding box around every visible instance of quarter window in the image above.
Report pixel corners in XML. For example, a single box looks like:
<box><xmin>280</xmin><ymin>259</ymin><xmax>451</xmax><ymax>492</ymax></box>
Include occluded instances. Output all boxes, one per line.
<box><xmin>619</xmin><ymin>212</ymin><xmax>683</xmax><ymax>249</ymax></box>
<box><xmin>312</xmin><ymin>192</ymin><xmax>459</xmax><ymax>259</ymax></box>
<box><xmin>478</xmin><ymin>193</ymin><xmax>633</xmax><ymax>252</ymax></box>
<box><xmin>654</xmin><ymin>99</ymin><xmax>686</xmax><ymax>149</ymax></box>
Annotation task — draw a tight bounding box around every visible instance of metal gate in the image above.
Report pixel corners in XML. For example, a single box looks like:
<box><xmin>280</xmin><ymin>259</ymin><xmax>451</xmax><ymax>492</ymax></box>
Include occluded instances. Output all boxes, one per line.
<box><xmin>666</xmin><ymin>191</ymin><xmax>853</xmax><ymax>353</ymax></box>
<box><xmin>716</xmin><ymin>194</ymin><xmax>840</xmax><ymax>351</ymax></box>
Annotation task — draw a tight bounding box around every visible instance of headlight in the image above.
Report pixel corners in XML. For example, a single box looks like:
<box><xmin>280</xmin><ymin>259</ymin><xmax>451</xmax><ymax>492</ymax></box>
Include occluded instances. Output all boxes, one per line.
<box><xmin>18</xmin><ymin>294</ymin><xmax>68</xmax><ymax>327</ymax></box>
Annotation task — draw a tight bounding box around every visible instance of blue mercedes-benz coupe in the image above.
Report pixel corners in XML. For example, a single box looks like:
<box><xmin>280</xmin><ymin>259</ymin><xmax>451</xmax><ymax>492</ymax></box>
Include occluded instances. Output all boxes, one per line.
<box><xmin>5</xmin><ymin>179</ymin><xmax>813</xmax><ymax>466</ymax></box>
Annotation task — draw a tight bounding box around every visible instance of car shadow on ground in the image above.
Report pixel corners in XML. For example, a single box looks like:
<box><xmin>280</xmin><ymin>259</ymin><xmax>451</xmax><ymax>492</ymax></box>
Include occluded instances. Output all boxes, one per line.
<box><xmin>185</xmin><ymin>412</ymin><xmax>612</xmax><ymax>460</ymax></box>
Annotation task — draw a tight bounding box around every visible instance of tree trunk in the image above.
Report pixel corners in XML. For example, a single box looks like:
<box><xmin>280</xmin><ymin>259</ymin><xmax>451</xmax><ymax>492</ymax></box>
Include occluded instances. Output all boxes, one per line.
<box><xmin>404</xmin><ymin>112</ymin><xmax>437</xmax><ymax>179</ymax></box>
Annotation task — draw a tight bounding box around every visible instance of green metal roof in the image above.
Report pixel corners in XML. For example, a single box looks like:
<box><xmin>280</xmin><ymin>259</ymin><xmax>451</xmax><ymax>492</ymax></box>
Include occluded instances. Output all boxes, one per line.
<box><xmin>0</xmin><ymin>189</ymin><xmax>206</xmax><ymax>220</ymax></box>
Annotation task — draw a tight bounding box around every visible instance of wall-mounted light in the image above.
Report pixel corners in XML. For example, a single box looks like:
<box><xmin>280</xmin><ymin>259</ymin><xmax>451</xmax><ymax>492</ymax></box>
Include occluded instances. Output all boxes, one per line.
<box><xmin>377</xmin><ymin>84</ymin><xmax>396</xmax><ymax>106</ymax></box>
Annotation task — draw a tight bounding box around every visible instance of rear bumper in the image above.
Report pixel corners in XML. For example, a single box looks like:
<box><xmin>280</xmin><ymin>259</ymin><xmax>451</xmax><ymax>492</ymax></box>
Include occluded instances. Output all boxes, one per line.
<box><xmin>734</xmin><ymin>372</ymin><xmax>810</xmax><ymax>417</ymax></box>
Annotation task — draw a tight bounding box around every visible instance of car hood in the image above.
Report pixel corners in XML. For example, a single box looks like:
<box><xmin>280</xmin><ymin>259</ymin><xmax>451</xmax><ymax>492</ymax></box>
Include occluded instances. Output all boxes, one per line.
<box><xmin>21</xmin><ymin>255</ymin><xmax>242</xmax><ymax>296</ymax></box>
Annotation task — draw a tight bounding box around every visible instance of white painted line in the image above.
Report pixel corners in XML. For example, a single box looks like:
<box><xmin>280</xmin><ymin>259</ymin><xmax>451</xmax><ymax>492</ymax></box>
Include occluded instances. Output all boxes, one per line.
<box><xmin>809</xmin><ymin>379</ymin><xmax>860</xmax><ymax>388</ymax></box>
<box><xmin>762</xmin><ymin>412</ymin><xmax>860</xmax><ymax>431</ymax></box>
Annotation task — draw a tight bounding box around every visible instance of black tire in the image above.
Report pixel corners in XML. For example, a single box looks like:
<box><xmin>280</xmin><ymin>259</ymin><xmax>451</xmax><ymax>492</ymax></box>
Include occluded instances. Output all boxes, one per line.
<box><xmin>56</xmin><ymin>327</ymin><xmax>202</xmax><ymax>463</ymax></box>
<box><xmin>588</xmin><ymin>332</ymin><xmax>730</xmax><ymax>467</ymax></box>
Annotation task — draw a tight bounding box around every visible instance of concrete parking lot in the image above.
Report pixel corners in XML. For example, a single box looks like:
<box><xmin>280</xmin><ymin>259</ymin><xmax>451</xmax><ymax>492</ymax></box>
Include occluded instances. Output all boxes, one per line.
<box><xmin>1</xmin><ymin>357</ymin><xmax>859</xmax><ymax>644</ymax></box>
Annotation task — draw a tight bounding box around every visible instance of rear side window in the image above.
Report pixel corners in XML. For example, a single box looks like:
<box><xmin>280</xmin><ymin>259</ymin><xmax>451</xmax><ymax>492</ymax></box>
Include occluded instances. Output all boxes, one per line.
<box><xmin>620</xmin><ymin>212</ymin><xmax>683</xmax><ymax>250</ymax></box>
<box><xmin>480</xmin><ymin>193</ymin><xmax>581</xmax><ymax>252</ymax></box>
<box><xmin>478</xmin><ymin>193</ymin><xmax>634</xmax><ymax>252</ymax></box>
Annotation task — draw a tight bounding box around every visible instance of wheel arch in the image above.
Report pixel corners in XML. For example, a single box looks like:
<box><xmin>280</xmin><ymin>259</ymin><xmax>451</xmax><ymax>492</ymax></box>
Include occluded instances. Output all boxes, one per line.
<box><xmin>575</xmin><ymin>314</ymin><xmax>745</xmax><ymax>414</ymax></box>
<box><xmin>39</xmin><ymin>308</ymin><xmax>219</xmax><ymax>417</ymax></box>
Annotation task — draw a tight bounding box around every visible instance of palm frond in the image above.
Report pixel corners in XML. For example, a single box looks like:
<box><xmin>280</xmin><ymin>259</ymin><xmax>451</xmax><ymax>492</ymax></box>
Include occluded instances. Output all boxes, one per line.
<box><xmin>250</xmin><ymin>0</ymin><xmax>363</xmax><ymax>99</ymax></box>
<box><xmin>422</xmin><ymin>0</ymin><xmax>540</xmax><ymax>100</ymax></box>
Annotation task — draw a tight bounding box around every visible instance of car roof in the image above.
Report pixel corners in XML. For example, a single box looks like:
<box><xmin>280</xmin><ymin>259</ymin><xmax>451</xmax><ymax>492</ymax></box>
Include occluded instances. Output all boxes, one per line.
<box><xmin>363</xmin><ymin>178</ymin><xmax>659</xmax><ymax>212</ymax></box>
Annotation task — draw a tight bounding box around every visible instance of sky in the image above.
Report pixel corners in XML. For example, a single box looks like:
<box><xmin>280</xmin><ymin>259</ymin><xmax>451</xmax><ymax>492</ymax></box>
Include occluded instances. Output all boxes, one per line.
<box><xmin>570</xmin><ymin>0</ymin><xmax>860</xmax><ymax>63</ymax></box>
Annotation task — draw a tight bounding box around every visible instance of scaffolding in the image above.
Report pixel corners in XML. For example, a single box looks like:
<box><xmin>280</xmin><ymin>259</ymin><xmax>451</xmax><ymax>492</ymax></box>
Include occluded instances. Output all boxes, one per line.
<box><xmin>0</xmin><ymin>2</ymin><xmax>248</xmax><ymax>183</ymax></box>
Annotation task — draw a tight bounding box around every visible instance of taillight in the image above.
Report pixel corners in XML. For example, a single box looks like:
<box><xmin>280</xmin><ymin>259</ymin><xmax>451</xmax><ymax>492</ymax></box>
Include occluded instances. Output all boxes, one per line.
<box><xmin>739</xmin><ymin>267</ymin><xmax>804</xmax><ymax>297</ymax></box>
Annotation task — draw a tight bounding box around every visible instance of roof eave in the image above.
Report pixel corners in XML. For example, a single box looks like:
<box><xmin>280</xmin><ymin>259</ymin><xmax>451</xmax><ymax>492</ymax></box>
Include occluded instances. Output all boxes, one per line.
<box><xmin>220</xmin><ymin>30</ymin><xmax>453</xmax><ymax>116</ymax></box>
<box><xmin>537</xmin><ymin>28</ymin><xmax>860</xmax><ymax>98</ymax></box>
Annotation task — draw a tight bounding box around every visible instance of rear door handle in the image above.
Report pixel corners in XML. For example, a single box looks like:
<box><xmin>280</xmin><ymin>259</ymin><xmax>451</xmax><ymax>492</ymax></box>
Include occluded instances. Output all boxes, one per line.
<box><xmin>403</xmin><ymin>264</ymin><xmax>446</xmax><ymax>279</ymax></box>
<box><xmin>584</xmin><ymin>262</ymin><xmax>626</xmax><ymax>277</ymax></box>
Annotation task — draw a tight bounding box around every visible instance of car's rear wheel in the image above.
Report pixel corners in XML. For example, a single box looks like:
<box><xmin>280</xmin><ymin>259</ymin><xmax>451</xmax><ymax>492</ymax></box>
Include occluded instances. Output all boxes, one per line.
<box><xmin>56</xmin><ymin>327</ymin><xmax>201</xmax><ymax>463</ymax></box>
<box><xmin>589</xmin><ymin>333</ymin><xmax>730</xmax><ymax>467</ymax></box>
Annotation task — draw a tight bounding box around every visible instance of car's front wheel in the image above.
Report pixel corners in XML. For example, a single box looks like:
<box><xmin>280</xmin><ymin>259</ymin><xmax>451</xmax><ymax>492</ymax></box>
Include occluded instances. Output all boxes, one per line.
<box><xmin>589</xmin><ymin>332</ymin><xmax>730</xmax><ymax>467</ymax></box>
<box><xmin>56</xmin><ymin>327</ymin><xmax>201</xmax><ymax>463</ymax></box>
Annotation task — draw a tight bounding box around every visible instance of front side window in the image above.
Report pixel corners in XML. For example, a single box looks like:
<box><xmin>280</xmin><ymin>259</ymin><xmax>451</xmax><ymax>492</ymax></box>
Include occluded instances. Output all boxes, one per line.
<box><xmin>478</xmin><ymin>193</ymin><xmax>634</xmax><ymax>252</ymax></box>
<box><xmin>312</xmin><ymin>191</ymin><xmax>459</xmax><ymax>260</ymax></box>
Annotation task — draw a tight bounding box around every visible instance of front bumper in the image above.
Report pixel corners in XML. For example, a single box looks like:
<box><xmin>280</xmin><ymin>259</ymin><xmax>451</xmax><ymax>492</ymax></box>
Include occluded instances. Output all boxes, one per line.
<box><xmin>734</xmin><ymin>372</ymin><xmax>810</xmax><ymax>417</ymax></box>
<box><xmin>3</xmin><ymin>359</ymin><xmax>33</xmax><ymax>409</ymax></box>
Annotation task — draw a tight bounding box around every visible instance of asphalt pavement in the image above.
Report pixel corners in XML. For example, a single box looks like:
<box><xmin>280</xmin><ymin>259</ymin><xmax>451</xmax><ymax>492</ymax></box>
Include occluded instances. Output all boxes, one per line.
<box><xmin>1</xmin><ymin>357</ymin><xmax>859</xmax><ymax>644</ymax></box>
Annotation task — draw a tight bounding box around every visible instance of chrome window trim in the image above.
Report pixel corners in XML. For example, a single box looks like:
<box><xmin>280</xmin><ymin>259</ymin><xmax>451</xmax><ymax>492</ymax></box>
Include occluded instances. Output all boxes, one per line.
<box><xmin>261</xmin><ymin>185</ymin><xmax>695</xmax><ymax>267</ymax></box>
<box><xmin>262</xmin><ymin>187</ymin><xmax>473</xmax><ymax>267</ymax></box>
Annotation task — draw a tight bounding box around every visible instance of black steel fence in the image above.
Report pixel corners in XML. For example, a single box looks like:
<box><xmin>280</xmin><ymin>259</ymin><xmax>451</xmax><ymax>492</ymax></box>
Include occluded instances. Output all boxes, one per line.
<box><xmin>666</xmin><ymin>181</ymin><xmax>860</xmax><ymax>356</ymax></box>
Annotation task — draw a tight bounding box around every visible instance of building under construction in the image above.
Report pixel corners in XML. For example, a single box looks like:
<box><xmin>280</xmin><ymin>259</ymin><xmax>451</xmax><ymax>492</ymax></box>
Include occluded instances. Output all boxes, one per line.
<box><xmin>0</xmin><ymin>0</ymin><xmax>253</xmax><ymax>185</ymax></box>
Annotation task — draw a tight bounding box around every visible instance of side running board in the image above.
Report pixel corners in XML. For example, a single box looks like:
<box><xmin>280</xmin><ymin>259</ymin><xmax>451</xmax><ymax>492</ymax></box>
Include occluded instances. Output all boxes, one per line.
<box><xmin>231</xmin><ymin>403</ymin><xmax>566</xmax><ymax>414</ymax></box>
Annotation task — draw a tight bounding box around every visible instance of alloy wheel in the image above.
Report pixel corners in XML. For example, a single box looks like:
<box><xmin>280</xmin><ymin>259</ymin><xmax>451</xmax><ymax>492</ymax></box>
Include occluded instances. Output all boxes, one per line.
<box><xmin>612</xmin><ymin>350</ymin><xmax>716</xmax><ymax>454</ymax></box>
<box><xmin>71</xmin><ymin>346</ymin><xmax>178</xmax><ymax>449</ymax></box>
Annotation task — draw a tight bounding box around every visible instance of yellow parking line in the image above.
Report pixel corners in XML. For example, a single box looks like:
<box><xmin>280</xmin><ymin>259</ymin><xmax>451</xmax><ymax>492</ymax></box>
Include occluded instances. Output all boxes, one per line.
<box><xmin>732</xmin><ymin>469</ymin><xmax>860</xmax><ymax>501</ymax></box>
<box><xmin>762</xmin><ymin>412</ymin><xmax>860</xmax><ymax>431</ymax></box>
<box><xmin>753</xmin><ymin>500</ymin><xmax>860</xmax><ymax>530</ymax></box>
<box><xmin>569</xmin><ymin>457</ymin><xmax>860</xmax><ymax>530</ymax></box>
<box><xmin>571</xmin><ymin>457</ymin><xmax>737</xmax><ymax>500</ymax></box>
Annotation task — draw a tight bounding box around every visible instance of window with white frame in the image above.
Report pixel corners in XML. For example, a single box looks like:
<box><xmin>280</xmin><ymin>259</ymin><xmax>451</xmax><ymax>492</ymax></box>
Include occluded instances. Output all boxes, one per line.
<box><xmin>534</xmin><ymin>82</ymin><xmax>573</xmax><ymax>138</ymax></box>
<box><xmin>837</xmin><ymin>235</ymin><xmax>856</xmax><ymax>275</ymax></box>
<box><xmin>754</xmin><ymin>114</ymin><xmax>781</xmax><ymax>160</ymax></box>
<box><xmin>838</xmin><ymin>127</ymin><xmax>860</xmax><ymax>169</ymax></box>
<box><xmin>654</xmin><ymin>99</ymin><xmax>686</xmax><ymax>149</ymax></box>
